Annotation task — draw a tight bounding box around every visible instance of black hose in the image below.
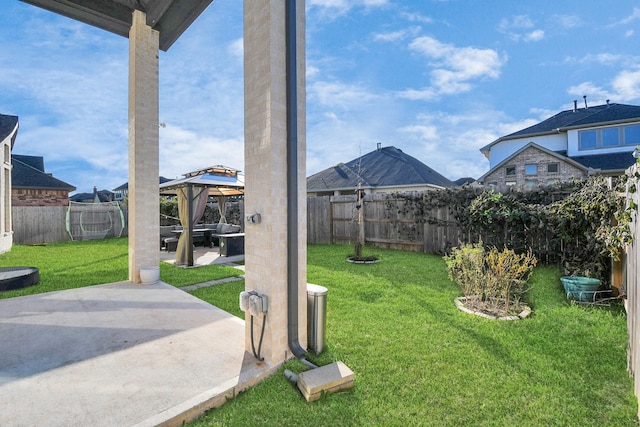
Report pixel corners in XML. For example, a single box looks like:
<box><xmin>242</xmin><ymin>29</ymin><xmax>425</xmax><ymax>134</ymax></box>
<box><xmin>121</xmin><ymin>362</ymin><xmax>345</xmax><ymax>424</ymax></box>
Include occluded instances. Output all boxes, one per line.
<box><xmin>257</xmin><ymin>313</ymin><xmax>266</xmax><ymax>359</ymax></box>
<box><xmin>250</xmin><ymin>314</ymin><xmax>267</xmax><ymax>361</ymax></box>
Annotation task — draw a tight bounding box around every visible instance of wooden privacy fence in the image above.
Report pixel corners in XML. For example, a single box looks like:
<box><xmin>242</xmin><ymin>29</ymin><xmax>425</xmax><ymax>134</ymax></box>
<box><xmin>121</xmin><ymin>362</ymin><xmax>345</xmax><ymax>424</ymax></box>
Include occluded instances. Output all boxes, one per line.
<box><xmin>307</xmin><ymin>193</ymin><xmax>464</xmax><ymax>253</ymax></box>
<box><xmin>625</xmin><ymin>163</ymin><xmax>640</xmax><ymax>417</ymax></box>
<box><xmin>12</xmin><ymin>205</ymin><xmax>131</xmax><ymax>245</ymax></box>
<box><xmin>12</xmin><ymin>206</ymin><xmax>69</xmax><ymax>244</ymax></box>
<box><xmin>307</xmin><ymin>193</ymin><xmax>558</xmax><ymax>257</ymax></box>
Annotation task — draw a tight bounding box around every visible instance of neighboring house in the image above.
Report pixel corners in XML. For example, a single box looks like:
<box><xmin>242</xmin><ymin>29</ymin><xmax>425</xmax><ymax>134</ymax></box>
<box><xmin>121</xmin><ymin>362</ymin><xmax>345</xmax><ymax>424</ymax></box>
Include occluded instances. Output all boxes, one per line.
<box><xmin>453</xmin><ymin>177</ymin><xmax>476</xmax><ymax>186</ymax></box>
<box><xmin>0</xmin><ymin>113</ymin><xmax>18</xmax><ymax>253</ymax></box>
<box><xmin>12</xmin><ymin>154</ymin><xmax>76</xmax><ymax>206</ymax></box>
<box><xmin>69</xmin><ymin>187</ymin><xmax>114</xmax><ymax>203</ymax></box>
<box><xmin>478</xmin><ymin>102</ymin><xmax>640</xmax><ymax>191</ymax></box>
<box><xmin>307</xmin><ymin>144</ymin><xmax>454</xmax><ymax>196</ymax></box>
<box><xmin>113</xmin><ymin>176</ymin><xmax>172</xmax><ymax>201</ymax></box>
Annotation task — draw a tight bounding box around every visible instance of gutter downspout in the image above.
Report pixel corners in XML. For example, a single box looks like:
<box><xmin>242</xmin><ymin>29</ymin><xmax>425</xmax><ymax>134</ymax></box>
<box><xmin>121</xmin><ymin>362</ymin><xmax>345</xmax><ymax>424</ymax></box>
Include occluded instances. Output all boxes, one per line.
<box><xmin>285</xmin><ymin>0</ymin><xmax>308</xmax><ymax>361</ymax></box>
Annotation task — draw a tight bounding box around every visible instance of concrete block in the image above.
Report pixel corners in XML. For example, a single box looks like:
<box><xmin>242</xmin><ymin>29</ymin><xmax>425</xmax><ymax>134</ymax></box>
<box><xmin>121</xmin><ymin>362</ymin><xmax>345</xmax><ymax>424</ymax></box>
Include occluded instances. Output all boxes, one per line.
<box><xmin>297</xmin><ymin>361</ymin><xmax>354</xmax><ymax>402</ymax></box>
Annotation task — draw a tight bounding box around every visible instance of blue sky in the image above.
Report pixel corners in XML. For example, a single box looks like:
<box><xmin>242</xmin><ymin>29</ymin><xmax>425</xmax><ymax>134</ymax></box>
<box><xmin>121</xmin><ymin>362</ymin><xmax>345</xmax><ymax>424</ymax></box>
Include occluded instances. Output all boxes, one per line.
<box><xmin>2</xmin><ymin>1</ymin><xmax>640</xmax><ymax>194</ymax></box>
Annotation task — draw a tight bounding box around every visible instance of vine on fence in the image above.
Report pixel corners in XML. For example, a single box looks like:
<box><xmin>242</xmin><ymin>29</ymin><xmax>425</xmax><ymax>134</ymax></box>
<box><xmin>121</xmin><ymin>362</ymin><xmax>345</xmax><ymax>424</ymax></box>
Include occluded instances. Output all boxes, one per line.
<box><xmin>384</xmin><ymin>176</ymin><xmax>636</xmax><ymax>284</ymax></box>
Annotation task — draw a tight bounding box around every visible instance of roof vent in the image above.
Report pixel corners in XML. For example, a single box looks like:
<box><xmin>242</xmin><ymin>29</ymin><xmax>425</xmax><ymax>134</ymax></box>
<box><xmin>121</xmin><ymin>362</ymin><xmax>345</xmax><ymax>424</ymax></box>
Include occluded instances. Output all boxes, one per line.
<box><xmin>583</xmin><ymin>95</ymin><xmax>588</xmax><ymax>109</ymax></box>
<box><xmin>377</xmin><ymin>142</ymin><xmax>382</xmax><ymax>150</ymax></box>
<box><xmin>573</xmin><ymin>100</ymin><xmax>577</xmax><ymax>112</ymax></box>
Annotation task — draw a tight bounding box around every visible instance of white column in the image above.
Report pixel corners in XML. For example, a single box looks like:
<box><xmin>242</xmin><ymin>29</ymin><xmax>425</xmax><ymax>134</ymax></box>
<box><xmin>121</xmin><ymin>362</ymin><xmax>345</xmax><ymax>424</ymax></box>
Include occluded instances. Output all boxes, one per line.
<box><xmin>243</xmin><ymin>0</ymin><xmax>307</xmax><ymax>365</ymax></box>
<box><xmin>128</xmin><ymin>10</ymin><xmax>160</xmax><ymax>283</ymax></box>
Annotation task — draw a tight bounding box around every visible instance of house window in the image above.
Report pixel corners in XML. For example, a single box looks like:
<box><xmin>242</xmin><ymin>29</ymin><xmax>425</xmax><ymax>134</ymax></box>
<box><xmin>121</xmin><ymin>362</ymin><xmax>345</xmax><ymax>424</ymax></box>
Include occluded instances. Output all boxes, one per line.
<box><xmin>525</xmin><ymin>179</ymin><xmax>538</xmax><ymax>188</ymax></box>
<box><xmin>505</xmin><ymin>166</ymin><xmax>516</xmax><ymax>176</ymax></box>
<box><xmin>579</xmin><ymin>130</ymin><xmax>598</xmax><ymax>149</ymax></box>
<box><xmin>525</xmin><ymin>164</ymin><xmax>537</xmax><ymax>175</ymax></box>
<box><xmin>624</xmin><ymin>125</ymin><xmax>640</xmax><ymax>145</ymax></box>
<box><xmin>580</xmin><ymin>124</ymin><xmax>640</xmax><ymax>150</ymax></box>
<box><xmin>505</xmin><ymin>181</ymin><xmax>516</xmax><ymax>187</ymax></box>
<box><xmin>547</xmin><ymin>163</ymin><xmax>559</xmax><ymax>173</ymax></box>
<box><xmin>547</xmin><ymin>178</ymin><xmax>560</xmax><ymax>186</ymax></box>
<box><xmin>602</xmin><ymin>127</ymin><xmax>620</xmax><ymax>147</ymax></box>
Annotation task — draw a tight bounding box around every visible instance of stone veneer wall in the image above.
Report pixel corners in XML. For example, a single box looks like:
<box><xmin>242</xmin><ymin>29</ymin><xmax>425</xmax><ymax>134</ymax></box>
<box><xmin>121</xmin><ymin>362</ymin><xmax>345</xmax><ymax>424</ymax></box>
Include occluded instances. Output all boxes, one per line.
<box><xmin>12</xmin><ymin>189</ymin><xmax>70</xmax><ymax>206</ymax></box>
<box><xmin>483</xmin><ymin>146</ymin><xmax>587</xmax><ymax>192</ymax></box>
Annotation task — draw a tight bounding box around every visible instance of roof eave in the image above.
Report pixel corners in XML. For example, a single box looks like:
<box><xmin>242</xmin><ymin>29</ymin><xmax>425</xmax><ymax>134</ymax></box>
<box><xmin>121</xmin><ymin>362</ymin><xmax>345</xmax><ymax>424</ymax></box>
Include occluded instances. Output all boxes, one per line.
<box><xmin>20</xmin><ymin>0</ymin><xmax>214</xmax><ymax>51</ymax></box>
<box><xmin>560</xmin><ymin>117</ymin><xmax>640</xmax><ymax>132</ymax></box>
<box><xmin>13</xmin><ymin>185</ymin><xmax>76</xmax><ymax>191</ymax></box>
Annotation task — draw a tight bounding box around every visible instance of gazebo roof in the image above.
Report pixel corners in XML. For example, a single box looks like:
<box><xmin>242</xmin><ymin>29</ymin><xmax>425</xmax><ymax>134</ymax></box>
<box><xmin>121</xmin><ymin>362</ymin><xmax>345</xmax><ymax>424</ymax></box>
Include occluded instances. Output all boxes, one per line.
<box><xmin>159</xmin><ymin>165</ymin><xmax>244</xmax><ymax>196</ymax></box>
<box><xmin>20</xmin><ymin>0</ymin><xmax>213</xmax><ymax>51</ymax></box>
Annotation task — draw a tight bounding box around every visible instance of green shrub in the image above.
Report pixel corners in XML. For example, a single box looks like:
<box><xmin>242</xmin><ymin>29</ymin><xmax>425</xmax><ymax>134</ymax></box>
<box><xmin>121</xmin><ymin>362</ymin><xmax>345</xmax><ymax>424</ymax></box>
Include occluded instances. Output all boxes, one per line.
<box><xmin>444</xmin><ymin>243</ymin><xmax>537</xmax><ymax>315</ymax></box>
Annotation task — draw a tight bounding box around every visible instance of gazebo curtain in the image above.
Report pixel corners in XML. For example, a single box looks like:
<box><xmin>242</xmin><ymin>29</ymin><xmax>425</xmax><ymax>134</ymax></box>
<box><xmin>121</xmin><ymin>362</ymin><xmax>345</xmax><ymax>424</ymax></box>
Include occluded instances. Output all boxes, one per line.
<box><xmin>175</xmin><ymin>186</ymin><xmax>209</xmax><ymax>266</ymax></box>
<box><xmin>217</xmin><ymin>195</ymin><xmax>228</xmax><ymax>224</ymax></box>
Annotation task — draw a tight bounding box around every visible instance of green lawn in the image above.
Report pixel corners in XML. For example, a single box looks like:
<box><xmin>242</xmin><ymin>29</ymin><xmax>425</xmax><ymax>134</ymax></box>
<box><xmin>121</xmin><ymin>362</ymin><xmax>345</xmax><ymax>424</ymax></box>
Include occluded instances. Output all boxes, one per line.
<box><xmin>0</xmin><ymin>238</ymin><xmax>241</xmax><ymax>298</ymax></box>
<box><xmin>188</xmin><ymin>244</ymin><xmax>638</xmax><ymax>426</ymax></box>
<box><xmin>0</xmin><ymin>239</ymin><xmax>637</xmax><ymax>425</ymax></box>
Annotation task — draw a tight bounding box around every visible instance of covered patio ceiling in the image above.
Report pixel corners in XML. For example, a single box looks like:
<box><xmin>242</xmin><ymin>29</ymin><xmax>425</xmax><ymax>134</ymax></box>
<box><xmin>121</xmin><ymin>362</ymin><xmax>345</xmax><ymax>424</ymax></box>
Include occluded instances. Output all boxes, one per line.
<box><xmin>20</xmin><ymin>0</ymin><xmax>213</xmax><ymax>51</ymax></box>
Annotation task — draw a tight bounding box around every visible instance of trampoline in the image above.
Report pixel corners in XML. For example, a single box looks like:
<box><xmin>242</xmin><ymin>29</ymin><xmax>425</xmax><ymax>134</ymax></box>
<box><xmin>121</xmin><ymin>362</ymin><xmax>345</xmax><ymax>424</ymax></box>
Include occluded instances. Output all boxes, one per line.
<box><xmin>0</xmin><ymin>267</ymin><xmax>40</xmax><ymax>291</ymax></box>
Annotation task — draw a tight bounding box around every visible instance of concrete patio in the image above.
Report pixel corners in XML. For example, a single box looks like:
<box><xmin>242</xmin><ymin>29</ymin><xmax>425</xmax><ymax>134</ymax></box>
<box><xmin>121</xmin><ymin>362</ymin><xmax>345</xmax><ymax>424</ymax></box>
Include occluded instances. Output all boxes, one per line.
<box><xmin>0</xmin><ymin>279</ymin><xmax>274</xmax><ymax>426</ymax></box>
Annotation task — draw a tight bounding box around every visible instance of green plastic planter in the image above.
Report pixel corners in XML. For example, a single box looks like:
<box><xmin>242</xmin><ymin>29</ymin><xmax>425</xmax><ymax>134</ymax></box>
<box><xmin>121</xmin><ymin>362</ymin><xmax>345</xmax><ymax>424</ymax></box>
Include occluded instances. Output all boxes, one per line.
<box><xmin>561</xmin><ymin>276</ymin><xmax>601</xmax><ymax>302</ymax></box>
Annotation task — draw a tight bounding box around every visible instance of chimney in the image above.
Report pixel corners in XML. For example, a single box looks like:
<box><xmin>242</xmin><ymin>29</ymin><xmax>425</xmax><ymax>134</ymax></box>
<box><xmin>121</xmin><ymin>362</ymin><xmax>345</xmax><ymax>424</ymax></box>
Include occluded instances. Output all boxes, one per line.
<box><xmin>583</xmin><ymin>95</ymin><xmax>588</xmax><ymax>109</ymax></box>
<box><xmin>606</xmin><ymin>99</ymin><xmax>610</xmax><ymax>106</ymax></box>
<box><xmin>573</xmin><ymin>100</ymin><xmax>577</xmax><ymax>112</ymax></box>
<box><xmin>377</xmin><ymin>142</ymin><xmax>382</xmax><ymax>150</ymax></box>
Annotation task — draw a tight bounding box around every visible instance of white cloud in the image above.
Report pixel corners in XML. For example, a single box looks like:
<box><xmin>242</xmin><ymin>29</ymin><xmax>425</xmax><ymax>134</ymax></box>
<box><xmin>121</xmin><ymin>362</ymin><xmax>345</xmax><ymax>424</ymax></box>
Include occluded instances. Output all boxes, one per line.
<box><xmin>228</xmin><ymin>38</ymin><xmax>243</xmax><ymax>58</ymax></box>
<box><xmin>524</xmin><ymin>30</ymin><xmax>545</xmax><ymax>42</ymax></box>
<box><xmin>612</xmin><ymin>68</ymin><xmax>640</xmax><ymax>100</ymax></box>
<box><xmin>373</xmin><ymin>30</ymin><xmax>408</xmax><ymax>42</ymax></box>
<box><xmin>500</xmin><ymin>15</ymin><xmax>535</xmax><ymax>30</ymax></box>
<box><xmin>550</xmin><ymin>14</ymin><xmax>581</xmax><ymax>29</ymax></box>
<box><xmin>159</xmin><ymin>126</ymin><xmax>244</xmax><ymax>178</ymax></box>
<box><xmin>401</xmin><ymin>36</ymin><xmax>505</xmax><ymax>100</ymax></box>
<box><xmin>308</xmin><ymin>0</ymin><xmax>389</xmax><ymax>18</ymax></box>
<box><xmin>397</xmin><ymin>110</ymin><xmax>514</xmax><ymax>179</ymax></box>
<box><xmin>564</xmin><ymin>67</ymin><xmax>640</xmax><ymax>106</ymax></box>
<box><xmin>307</xmin><ymin>65</ymin><xmax>320</xmax><ymax>79</ymax></box>
<box><xmin>608</xmin><ymin>7</ymin><xmax>640</xmax><ymax>27</ymax></box>
<box><xmin>373</xmin><ymin>27</ymin><xmax>421</xmax><ymax>42</ymax></box>
<box><xmin>308</xmin><ymin>80</ymin><xmax>382</xmax><ymax>109</ymax></box>
<box><xmin>400</xmin><ymin>11</ymin><xmax>434</xmax><ymax>24</ymax></box>
<box><xmin>567</xmin><ymin>82</ymin><xmax>610</xmax><ymax>103</ymax></box>
<box><xmin>397</xmin><ymin>87</ymin><xmax>438</xmax><ymax>101</ymax></box>
<box><xmin>498</xmin><ymin>15</ymin><xmax>544</xmax><ymax>42</ymax></box>
<box><xmin>564</xmin><ymin>52</ymin><xmax>626</xmax><ymax>65</ymax></box>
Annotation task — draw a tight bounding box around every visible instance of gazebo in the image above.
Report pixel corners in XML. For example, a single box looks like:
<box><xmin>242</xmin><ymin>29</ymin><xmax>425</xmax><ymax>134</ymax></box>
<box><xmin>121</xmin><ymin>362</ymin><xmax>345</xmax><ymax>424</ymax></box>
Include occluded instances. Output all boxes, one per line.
<box><xmin>160</xmin><ymin>165</ymin><xmax>244</xmax><ymax>266</ymax></box>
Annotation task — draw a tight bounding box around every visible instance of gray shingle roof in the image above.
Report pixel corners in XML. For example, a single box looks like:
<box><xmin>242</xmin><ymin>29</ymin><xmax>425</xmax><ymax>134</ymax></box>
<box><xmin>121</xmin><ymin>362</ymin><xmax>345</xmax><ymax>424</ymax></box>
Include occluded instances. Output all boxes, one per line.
<box><xmin>69</xmin><ymin>190</ymin><xmax>114</xmax><ymax>203</ymax></box>
<box><xmin>307</xmin><ymin>146</ymin><xmax>453</xmax><ymax>191</ymax></box>
<box><xmin>570</xmin><ymin>151</ymin><xmax>637</xmax><ymax>171</ymax></box>
<box><xmin>0</xmin><ymin>113</ymin><xmax>18</xmax><ymax>147</ymax></box>
<box><xmin>481</xmin><ymin>103</ymin><xmax>640</xmax><ymax>154</ymax></box>
<box><xmin>505</xmin><ymin>103</ymin><xmax>640</xmax><ymax>139</ymax></box>
<box><xmin>12</xmin><ymin>154</ymin><xmax>76</xmax><ymax>191</ymax></box>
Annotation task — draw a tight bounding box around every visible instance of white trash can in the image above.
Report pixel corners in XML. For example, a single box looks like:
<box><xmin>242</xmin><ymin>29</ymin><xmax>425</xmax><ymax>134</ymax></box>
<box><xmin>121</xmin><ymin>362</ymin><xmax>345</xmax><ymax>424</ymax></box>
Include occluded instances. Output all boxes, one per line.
<box><xmin>307</xmin><ymin>283</ymin><xmax>328</xmax><ymax>355</ymax></box>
